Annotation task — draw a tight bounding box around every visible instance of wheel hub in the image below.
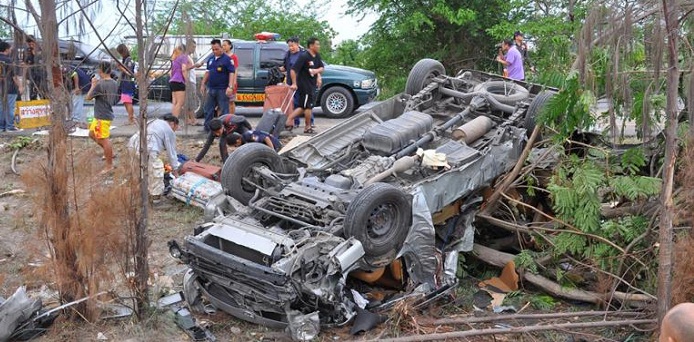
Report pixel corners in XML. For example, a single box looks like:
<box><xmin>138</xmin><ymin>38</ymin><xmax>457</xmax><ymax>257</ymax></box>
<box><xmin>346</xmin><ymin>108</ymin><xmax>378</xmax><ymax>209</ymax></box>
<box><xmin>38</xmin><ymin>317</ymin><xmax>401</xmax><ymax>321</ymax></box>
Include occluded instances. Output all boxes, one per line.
<box><xmin>367</xmin><ymin>204</ymin><xmax>397</xmax><ymax>238</ymax></box>
<box><xmin>326</xmin><ymin>93</ymin><xmax>347</xmax><ymax>113</ymax></box>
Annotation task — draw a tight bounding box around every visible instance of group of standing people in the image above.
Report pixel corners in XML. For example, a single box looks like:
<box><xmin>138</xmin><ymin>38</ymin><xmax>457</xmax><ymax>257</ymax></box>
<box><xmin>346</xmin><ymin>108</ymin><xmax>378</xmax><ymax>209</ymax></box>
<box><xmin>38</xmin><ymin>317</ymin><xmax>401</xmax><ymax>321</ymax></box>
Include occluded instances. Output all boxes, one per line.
<box><xmin>496</xmin><ymin>31</ymin><xmax>533</xmax><ymax>81</ymax></box>
<box><xmin>0</xmin><ymin>35</ymin><xmax>47</xmax><ymax>133</ymax></box>
<box><xmin>281</xmin><ymin>37</ymin><xmax>324</xmax><ymax>134</ymax></box>
<box><xmin>0</xmin><ymin>40</ymin><xmax>23</xmax><ymax>132</ymax></box>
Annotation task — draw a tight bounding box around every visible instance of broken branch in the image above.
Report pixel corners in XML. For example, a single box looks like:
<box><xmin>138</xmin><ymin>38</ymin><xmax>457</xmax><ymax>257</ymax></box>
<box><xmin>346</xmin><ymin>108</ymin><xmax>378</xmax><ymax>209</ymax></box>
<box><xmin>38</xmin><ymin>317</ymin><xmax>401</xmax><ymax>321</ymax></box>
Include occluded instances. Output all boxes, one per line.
<box><xmin>0</xmin><ymin>189</ymin><xmax>25</xmax><ymax>198</ymax></box>
<box><xmin>420</xmin><ymin>310</ymin><xmax>650</xmax><ymax>326</ymax></box>
<box><xmin>482</xmin><ymin>124</ymin><xmax>541</xmax><ymax>215</ymax></box>
<box><xmin>372</xmin><ymin>319</ymin><xmax>656</xmax><ymax>342</ymax></box>
<box><xmin>11</xmin><ymin>149</ymin><xmax>20</xmax><ymax>175</ymax></box>
<box><xmin>472</xmin><ymin>244</ymin><xmax>655</xmax><ymax>305</ymax></box>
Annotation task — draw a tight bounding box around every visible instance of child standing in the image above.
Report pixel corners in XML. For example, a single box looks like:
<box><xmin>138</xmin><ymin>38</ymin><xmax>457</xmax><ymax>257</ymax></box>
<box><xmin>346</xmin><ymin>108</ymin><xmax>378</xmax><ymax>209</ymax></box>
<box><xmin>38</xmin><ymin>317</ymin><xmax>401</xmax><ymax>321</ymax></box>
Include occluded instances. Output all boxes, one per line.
<box><xmin>86</xmin><ymin>61</ymin><xmax>119</xmax><ymax>173</ymax></box>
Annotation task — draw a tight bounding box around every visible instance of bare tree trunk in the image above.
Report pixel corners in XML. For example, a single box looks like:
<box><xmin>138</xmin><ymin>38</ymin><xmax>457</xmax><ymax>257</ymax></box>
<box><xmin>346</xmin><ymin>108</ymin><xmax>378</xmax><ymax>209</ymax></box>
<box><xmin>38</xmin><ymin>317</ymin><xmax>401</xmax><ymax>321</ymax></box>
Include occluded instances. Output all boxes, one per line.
<box><xmin>37</xmin><ymin>0</ymin><xmax>84</xmax><ymax>311</ymax></box>
<box><xmin>134</xmin><ymin>0</ymin><xmax>150</xmax><ymax>316</ymax></box>
<box><xmin>657</xmin><ymin>0</ymin><xmax>680</xmax><ymax>325</ymax></box>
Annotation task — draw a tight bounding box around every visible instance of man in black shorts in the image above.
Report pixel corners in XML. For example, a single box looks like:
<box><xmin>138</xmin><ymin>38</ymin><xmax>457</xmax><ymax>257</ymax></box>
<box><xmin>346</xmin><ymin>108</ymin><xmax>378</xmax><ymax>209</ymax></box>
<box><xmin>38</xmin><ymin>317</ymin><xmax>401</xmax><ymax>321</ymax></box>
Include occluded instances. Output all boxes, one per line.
<box><xmin>287</xmin><ymin>37</ymin><xmax>324</xmax><ymax>134</ymax></box>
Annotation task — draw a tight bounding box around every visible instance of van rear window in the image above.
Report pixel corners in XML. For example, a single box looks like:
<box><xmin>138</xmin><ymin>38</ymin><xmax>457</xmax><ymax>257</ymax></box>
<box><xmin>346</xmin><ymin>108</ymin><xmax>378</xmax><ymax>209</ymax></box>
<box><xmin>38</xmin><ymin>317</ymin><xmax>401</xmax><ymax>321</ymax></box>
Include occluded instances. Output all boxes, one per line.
<box><xmin>259</xmin><ymin>49</ymin><xmax>285</xmax><ymax>69</ymax></box>
<box><xmin>235</xmin><ymin>48</ymin><xmax>254</xmax><ymax>78</ymax></box>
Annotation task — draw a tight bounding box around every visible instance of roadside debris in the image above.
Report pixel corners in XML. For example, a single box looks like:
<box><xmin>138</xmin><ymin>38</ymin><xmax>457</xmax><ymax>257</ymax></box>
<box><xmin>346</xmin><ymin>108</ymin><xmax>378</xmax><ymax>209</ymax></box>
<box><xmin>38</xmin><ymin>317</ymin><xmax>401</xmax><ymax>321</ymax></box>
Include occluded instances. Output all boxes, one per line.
<box><xmin>0</xmin><ymin>190</ymin><xmax>24</xmax><ymax>198</ymax></box>
<box><xmin>475</xmin><ymin>261</ymin><xmax>520</xmax><ymax>312</ymax></box>
<box><xmin>0</xmin><ymin>288</ymin><xmax>108</xmax><ymax>342</ymax></box>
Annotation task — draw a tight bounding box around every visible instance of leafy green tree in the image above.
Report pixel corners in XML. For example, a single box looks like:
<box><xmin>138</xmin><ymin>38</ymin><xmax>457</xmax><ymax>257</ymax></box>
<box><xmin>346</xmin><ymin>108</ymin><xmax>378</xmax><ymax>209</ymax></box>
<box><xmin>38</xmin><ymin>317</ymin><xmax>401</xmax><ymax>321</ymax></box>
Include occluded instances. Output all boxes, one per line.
<box><xmin>348</xmin><ymin>0</ymin><xmax>510</xmax><ymax>98</ymax></box>
<box><xmin>324</xmin><ymin>39</ymin><xmax>364</xmax><ymax>67</ymax></box>
<box><xmin>150</xmin><ymin>0</ymin><xmax>335</xmax><ymax>48</ymax></box>
<box><xmin>0</xmin><ymin>23</ymin><xmax>9</xmax><ymax>39</ymax></box>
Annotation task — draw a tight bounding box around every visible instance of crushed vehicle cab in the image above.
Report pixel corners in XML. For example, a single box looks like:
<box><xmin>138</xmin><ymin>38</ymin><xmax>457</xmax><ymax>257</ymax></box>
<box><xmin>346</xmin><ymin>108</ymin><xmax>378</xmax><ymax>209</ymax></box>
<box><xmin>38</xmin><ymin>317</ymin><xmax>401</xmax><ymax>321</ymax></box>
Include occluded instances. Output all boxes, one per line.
<box><xmin>169</xmin><ymin>59</ymin><xmax>556</xmax><ymax>332</ymax></box>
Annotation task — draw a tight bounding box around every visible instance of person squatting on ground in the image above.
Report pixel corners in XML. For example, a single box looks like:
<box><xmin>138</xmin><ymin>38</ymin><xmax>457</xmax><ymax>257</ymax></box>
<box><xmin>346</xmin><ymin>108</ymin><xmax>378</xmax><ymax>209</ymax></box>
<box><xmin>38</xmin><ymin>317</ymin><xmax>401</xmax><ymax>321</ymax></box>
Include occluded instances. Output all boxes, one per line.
<box><xmin>195</xmin><ymin>114</ymin><xmax>252</xmax><ymax>163</ymax></box>
<box><xmin>86</xmin><ymin>61</ymin><xmax>119</xmax><ymax>174</ymax></box>
<box><xmin>660</xmin><ymin>302</ymin><xmax>694</xmax><ymax>342</ymax></box>
<box><xmin>170</xmin><ymin>45</ymin><xmax>191</xmax><ymax>118</ymax></box>
<box><xmin>496</xmin><ymin>39</ymin><xmax>524</xmax><ymax>81</ymax></box>
<box><xmin>226</xmin><ymin>130</ymin><xmax>281</xmax><ymax>152</ymax></box>
<box><xmin>116</xmin><ymin>44</ymin><xmax>137</xmax><ymax>125</ymax></box>
<box><xmin>287</xmin><ymin>37</ymin><xmax>324</xmax><ymax>134</ymax></box>
<box><xmin>0</xmin><ymin>41</ymin><xmax>24</xmax><ymax>132</ymax></box>
<box><xmin>280</xmin><ymin>37</ymin><xmax>315</xmax><ymax>128</ymax></box>
<box><xmin>222</xmin><ymin>39</ymin><xmax>239</xmax><ymax>115</ymax></box>
<box><xmin>200</xmin><ymin>39</ymin><xmax>236</xmax><ymax>132</ymax></box>
<box><xmin>127</xmin><ymin>114</ymin><xmax>181</xmax><ymax>197</ymax></box>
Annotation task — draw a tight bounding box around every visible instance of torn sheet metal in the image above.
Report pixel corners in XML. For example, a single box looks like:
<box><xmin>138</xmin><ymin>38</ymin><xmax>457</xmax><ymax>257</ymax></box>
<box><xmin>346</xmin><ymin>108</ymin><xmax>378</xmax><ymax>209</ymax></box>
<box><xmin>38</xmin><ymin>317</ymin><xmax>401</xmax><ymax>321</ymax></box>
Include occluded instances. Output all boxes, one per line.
<box><xmin>0</xmin><ymin>287</ymin><xmax>42</xmax><ymax>342</ymax></box>
<box><xmin>286</xmin><ymin>311</ymin><xmax>320</xmax><ymax>342</ymax></box>
<box><xmin>397</xmin><ymin>187</ymin><xmax>438</xmax><ymax>286</ymax></box>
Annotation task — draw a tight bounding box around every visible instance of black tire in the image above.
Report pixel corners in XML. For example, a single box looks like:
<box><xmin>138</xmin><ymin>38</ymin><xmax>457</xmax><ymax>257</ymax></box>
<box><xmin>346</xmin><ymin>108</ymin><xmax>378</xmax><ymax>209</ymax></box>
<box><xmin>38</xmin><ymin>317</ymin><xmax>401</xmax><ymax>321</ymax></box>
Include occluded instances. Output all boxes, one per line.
<box><xmin>344</xmin><ymin>183</ymin><xmax>412</xmax><ymax>268</ymax></box>
<box><xmin>405</xmin><ymin>59</ymin><xmax>446</xmax><ymax>96</ymax></box>
<box><xmin>524</xmin><ymin>90</ymin><xmax>556</xmax><ymax>138</ymax></box>
<box><xmin>221</xmin><ymin>143</ymin><xmax>284</xmax><ymax>205</ymax></box>
<box><xmin>474</xmin><ymin>81</ymin><xmax>529</xmax><ymax>105</ymax></box>
<box><xmin>320</xmin><ymin>87</ymin><xmax>356</xmax><ymax>118</ymax></box>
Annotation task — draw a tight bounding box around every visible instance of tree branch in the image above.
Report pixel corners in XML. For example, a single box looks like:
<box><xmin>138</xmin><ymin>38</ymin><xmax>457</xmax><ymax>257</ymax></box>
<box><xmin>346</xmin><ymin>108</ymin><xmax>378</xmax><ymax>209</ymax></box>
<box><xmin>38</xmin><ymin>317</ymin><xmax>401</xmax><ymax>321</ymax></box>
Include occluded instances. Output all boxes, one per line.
<box><xmin>420</xmin><ymin>310</ymin><xmax>650</xmax><ymax>326</ymax></box>
<box><xmin>472</xmin><ymin>243</ymin><xmax>656</xmax><ymax>305</ymax></box>
<box><xmin>372</xmin><ymin>318</ymin><xmax>656</xmax><ymax>342</ymax></box>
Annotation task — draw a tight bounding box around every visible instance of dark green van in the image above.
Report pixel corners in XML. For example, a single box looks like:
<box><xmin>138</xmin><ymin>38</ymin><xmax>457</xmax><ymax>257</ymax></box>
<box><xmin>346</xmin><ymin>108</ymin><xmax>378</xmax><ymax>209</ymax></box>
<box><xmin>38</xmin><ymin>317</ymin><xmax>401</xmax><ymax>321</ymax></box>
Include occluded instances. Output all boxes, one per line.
<box><xmin>150</xmin><ymin>39</ymin><xmax>379</xmax><ymax>118</ymax></box>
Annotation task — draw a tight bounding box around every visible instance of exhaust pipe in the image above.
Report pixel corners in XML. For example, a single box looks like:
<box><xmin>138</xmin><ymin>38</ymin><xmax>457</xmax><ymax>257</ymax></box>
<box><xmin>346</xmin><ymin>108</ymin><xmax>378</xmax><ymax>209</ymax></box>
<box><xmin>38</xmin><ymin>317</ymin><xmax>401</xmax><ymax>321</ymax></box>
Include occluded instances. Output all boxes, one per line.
<box><xmin>451</xmin><ymin>116</ymin><xmax>494</xmax><ymax>144</ymax></box>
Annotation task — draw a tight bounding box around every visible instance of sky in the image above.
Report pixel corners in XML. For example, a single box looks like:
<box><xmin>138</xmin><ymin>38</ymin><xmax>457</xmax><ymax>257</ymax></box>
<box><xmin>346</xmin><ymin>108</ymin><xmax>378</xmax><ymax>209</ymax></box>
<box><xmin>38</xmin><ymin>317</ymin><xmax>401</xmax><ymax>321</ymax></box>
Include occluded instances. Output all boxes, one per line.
<box><xmin>10</xmin><ymin>0</ymin><xmax>378</xmax><ymax>48</ymax></box>
<box><xmin>306</xmin><ymin>0</ymin><xmax>378</xmax><ymax>44</ymax></box>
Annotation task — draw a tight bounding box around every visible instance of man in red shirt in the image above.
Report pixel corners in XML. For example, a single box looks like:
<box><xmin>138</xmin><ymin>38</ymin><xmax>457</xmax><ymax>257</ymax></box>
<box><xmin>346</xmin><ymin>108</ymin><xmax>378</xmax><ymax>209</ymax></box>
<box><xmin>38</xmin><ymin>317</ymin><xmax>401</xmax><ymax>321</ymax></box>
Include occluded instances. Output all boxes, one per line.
<box><xmin>222</xmin><ymin>39</ymin><xmax>239</xmax><ymax>115</ymax></box>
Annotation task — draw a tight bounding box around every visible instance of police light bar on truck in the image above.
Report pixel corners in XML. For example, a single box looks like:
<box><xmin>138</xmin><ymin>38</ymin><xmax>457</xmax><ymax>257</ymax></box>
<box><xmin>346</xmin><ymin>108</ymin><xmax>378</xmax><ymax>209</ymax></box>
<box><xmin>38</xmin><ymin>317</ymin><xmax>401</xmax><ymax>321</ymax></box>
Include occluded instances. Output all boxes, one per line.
<box><xmin>254</xmin><ymin>32</ymin><xmax>281</xmax><ymax>41</ymax></box>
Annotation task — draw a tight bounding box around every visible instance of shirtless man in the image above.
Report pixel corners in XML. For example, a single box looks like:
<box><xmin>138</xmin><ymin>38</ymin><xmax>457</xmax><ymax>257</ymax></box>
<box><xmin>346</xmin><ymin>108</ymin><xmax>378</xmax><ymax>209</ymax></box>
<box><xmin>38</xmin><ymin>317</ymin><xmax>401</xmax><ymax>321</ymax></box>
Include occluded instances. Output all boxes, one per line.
<box><xmin>660</xmin><ymin>302</ymin><xmax>694</xmax><ymax>342</ymax></box>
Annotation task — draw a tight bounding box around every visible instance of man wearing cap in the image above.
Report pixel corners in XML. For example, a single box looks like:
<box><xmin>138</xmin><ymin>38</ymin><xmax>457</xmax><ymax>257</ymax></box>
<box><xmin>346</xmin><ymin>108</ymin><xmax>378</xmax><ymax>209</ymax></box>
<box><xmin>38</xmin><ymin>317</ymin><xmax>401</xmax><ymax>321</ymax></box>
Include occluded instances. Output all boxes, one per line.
<box><xmin>496</xmin><ymin>39</ymin><xmax>524</xmax><ymax>81</ymax></box>
<box><xmin>514</xmin><ymin>31</ymin><xmax>535</xmax><ymax>73</ymax></box>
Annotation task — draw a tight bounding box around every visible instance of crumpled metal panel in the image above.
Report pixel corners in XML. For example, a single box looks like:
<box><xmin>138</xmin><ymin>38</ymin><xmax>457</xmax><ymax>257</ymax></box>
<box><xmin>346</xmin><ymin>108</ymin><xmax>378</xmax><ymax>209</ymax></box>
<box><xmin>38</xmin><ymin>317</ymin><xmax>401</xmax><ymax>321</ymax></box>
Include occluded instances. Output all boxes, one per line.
<box><xmin>399</xmin><ymin>126</ymin><xmax>526</xmax><ymax>284</ymax></box>
<box><xmin>397</xmin><ymin>187</ymin><xmax>438</xmax><ymax>285</ymax></box>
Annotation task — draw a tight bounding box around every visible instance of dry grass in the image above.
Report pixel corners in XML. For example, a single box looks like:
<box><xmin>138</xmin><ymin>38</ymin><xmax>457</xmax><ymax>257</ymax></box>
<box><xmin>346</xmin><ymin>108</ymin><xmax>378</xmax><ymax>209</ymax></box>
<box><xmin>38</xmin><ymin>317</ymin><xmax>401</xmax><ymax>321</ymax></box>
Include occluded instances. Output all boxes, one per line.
<box><xmin>672</xmin><ymin>143</ymin><xmax>694</xmax><ymax>305</ymax></box>
<box><xmin>22</xmin><ymin>145</ymin><xmax>144</xmax><ymax>321</ymax></box>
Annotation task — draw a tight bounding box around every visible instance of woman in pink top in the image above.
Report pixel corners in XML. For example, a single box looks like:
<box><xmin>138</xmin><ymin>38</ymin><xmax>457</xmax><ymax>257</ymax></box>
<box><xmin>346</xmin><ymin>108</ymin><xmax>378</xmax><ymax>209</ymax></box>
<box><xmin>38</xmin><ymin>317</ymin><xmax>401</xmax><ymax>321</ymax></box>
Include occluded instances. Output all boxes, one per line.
<box><xmin>170</xmin><ymin>45</ymin><xmax>191</xmax><ymax>117</ymax></box>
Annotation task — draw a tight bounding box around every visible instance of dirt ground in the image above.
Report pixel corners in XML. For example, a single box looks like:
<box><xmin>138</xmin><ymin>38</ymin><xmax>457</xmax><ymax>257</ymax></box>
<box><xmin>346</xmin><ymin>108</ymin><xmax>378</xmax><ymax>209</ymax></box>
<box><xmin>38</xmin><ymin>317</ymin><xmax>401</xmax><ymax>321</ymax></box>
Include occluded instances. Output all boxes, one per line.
<box><xmin>0</xmin><ymin>135</ymin><xmax>652</xmax><ymax>342</ymax></box>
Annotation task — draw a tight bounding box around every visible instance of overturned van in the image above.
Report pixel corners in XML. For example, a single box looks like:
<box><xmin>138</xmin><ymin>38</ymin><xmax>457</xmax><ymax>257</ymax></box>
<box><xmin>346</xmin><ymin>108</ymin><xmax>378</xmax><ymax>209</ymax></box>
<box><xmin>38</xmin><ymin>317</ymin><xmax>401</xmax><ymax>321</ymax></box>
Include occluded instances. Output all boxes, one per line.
<box><xmin>168</xmin><ymin>59</ymin><xmax>556</xmax><ymax>333</ymax></box>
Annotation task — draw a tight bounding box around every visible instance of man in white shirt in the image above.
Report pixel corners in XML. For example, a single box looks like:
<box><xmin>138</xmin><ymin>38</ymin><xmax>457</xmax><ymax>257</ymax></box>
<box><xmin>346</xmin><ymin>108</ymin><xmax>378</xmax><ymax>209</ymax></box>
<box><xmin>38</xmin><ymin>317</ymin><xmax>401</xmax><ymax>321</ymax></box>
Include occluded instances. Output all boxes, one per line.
<box><xmin>128</xmin><ymin>114</ymin><xmax>181</xmax><ymax>196</ymax></box>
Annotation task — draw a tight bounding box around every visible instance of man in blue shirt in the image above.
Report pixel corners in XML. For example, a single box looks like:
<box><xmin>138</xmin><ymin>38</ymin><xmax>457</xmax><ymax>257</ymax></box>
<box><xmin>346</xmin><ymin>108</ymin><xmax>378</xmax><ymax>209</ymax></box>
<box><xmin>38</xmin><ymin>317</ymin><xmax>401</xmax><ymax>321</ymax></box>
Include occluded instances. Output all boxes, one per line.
<box><xmin>200</xmin><ymin>39</ymin><xmax>236</xmax><ymax>132</ymax></box>
<box><xmin>0</xmin><ymin>41</ymin><xmax>24</xmax><ymax>132</ymax></box>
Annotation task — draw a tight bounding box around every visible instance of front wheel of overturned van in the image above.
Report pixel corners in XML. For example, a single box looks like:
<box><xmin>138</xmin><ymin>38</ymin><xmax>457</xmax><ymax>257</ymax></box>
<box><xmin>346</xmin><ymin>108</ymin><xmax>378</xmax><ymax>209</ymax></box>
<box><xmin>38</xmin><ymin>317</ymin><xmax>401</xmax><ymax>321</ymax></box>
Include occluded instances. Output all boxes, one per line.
<box><xmin>344</xmin><ymin>182</ymin><xmax>412</xmax><ymax>269</ymax></box>
<box><xmin>221</xmin><ymin>143</ymin><xmax>284</xmax><ymax>205</ymax></box>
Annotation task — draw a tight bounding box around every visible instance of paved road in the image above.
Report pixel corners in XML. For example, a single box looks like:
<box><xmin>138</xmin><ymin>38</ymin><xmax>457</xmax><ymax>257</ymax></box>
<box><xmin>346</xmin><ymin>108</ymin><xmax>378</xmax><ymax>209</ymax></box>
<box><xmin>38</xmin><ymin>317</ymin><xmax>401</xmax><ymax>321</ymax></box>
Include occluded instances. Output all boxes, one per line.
<box><xmin>111</xmin><ymin>102</ymin><xmax>353</xmax><ymax>137</ymax></box>
<box><xmin>3</xmin><ymin>101</ymin><xmax>381</xmax><ymax>138</ymax></box>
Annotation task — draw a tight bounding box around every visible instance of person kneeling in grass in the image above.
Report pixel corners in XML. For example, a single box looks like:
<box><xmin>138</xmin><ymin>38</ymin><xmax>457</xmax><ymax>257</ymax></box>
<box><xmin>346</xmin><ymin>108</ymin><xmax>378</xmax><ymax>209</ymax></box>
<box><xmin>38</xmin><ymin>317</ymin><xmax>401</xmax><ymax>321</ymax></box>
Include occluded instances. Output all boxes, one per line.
<box><xmin>86</xmin><ymin>61</ymin><xmax>119</xmax><ymax>174</ymax></box>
